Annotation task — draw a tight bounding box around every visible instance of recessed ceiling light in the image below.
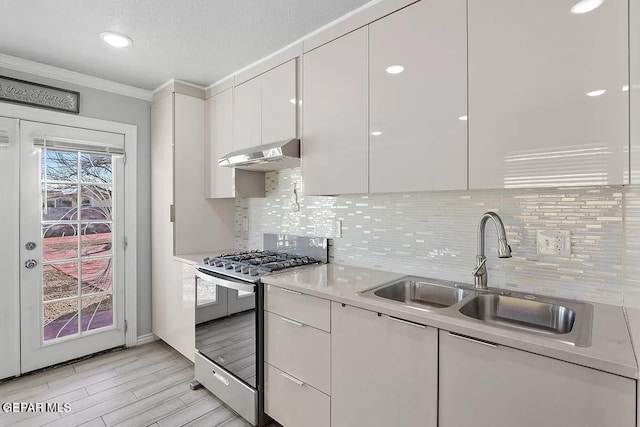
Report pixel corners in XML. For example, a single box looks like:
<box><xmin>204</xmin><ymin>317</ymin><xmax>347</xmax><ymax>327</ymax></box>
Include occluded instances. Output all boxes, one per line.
<box><xmin>290</xmin><ymin>98</ymin><xmax>296</xmax><ymax>104</ymax></box>
<box><xmin>99</xmin><ymin>32</ymin><xmax>133</xmax><ymax>48</ymax></box>
<box><xmin>371</xmin><ymin>131</ymin><xmax>382</xmax><ymax>136</ymax></box>
<box><xmin>386</xmin><ymin>65</ymin><xmax>405</xmax><ymax>75</ymax></box>
<box><xmin>458</xmin><ymin>115</ymin><xmax>468</xmax><ymax>121</ymax></box>
<box><xmin>623</xmin><ymin>85</ymin><xmax>629</xmax><ymax>92</ymax></box>
<box><xmin>571</xmin><ymin>0</ymin><xmax>604</xmax><ymax>14</ymax></box>
<box><xmin>586</xmin><ymin>89</ymin><xmax>606</xmax><ymax>97</ymax></box>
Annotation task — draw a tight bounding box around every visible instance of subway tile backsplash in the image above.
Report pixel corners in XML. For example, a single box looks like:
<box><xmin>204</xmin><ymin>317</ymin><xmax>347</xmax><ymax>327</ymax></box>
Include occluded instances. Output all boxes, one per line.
<box><xmin>235</xmin><ymin>168</ymin><xmax>626</xmax><ymax>306</ymax></box>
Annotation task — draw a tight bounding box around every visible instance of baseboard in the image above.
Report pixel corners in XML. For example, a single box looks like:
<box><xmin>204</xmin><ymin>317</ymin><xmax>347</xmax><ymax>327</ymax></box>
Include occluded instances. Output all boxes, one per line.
<box><xmin>135</xmin><ymin>333</ymin><xmax>158</xmax><ymax>346</ymax></box>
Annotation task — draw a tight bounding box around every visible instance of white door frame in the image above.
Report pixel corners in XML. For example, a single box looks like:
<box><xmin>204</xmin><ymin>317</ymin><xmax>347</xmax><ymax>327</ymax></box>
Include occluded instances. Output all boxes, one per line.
<box><xmin>0</xmin><ymin>102</ymin><xmax>139</xmax><ymax>348</ymax></box>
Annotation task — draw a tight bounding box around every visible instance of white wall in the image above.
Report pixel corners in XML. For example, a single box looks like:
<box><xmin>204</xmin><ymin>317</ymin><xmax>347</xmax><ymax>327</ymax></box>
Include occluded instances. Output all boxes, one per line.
<box><xmin>0</xmin><ymin>66</ymin><xmax>153</xmax><ymax>337</ymax></box>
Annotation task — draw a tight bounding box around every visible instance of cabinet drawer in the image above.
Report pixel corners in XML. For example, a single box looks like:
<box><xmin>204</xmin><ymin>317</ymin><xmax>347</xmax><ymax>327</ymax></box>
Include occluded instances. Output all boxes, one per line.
<box><xmin>195</xmin><ymin>352</ymin><xmax>257</xmax><ymax>425</ymax></box>
<box><xmin>265</xmin><ymin>362</ymin><xmax>330</xmax><ymax>427</ymax></box>
<box><xmin>265</xmin><ymin>311</ymin><xmax>330</xmax><ymax>394</ymax></box>
<box><xmin>265</xmin><ymin>284</ymin><xmax>330</xmax><ymax>332</ymax></box>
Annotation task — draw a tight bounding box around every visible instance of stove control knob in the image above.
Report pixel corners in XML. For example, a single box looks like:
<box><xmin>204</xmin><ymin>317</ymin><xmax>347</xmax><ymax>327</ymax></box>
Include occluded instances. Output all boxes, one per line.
<box><xmin>242</xmin><ymin>266</ymin><xmax>250</xmax><ymax>274</ymax></box>
<box><xmin>234</xmin><ymin>264</ymin><xmax>243</xmax><ymax>272</ymax></box>
<box><xmin>203</xmin><ymin>257</ymin><xmax>210</xmax><ymax>265</ymax></box>
<box><xmin>213</xmin><ymin>260</ymin><xmax>223</xmax><ymax>267</ymax></box>
<box><xmin>249</xmin><ymin>268</ymin><xmax>259</xmax><ymax>276</ymax></box>
<box><xmin>224</xmin><ymin>262</ymin><xmax>234</xmax><ymax>270</ymax></box>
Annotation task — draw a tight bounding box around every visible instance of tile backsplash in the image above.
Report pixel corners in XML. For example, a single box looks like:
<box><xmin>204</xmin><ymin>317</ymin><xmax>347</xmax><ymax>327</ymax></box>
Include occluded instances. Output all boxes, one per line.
<box><xmin>235</xmin><ymin>168</ymin><xmax>627</xmax><ymax>306</ymax></box>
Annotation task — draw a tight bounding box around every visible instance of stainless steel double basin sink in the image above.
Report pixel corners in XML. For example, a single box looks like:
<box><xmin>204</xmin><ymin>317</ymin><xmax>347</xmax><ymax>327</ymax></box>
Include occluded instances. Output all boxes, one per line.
<box><xmin>358</xmin><ymin>277</ymin><xmax>593</xmax><ymax>347</ymax></box>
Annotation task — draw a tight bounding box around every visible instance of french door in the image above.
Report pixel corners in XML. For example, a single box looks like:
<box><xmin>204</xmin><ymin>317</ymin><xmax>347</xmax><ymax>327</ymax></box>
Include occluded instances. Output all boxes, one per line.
<box><xmin>20</xmin><ymin>121</ymin><xmax>126</xmax><ymax>373</ymax></box>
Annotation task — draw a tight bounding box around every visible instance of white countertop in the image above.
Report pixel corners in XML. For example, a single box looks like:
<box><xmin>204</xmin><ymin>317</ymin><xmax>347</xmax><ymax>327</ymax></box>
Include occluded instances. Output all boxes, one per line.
<box><xmin>262</xmin><ymin>263</ymin><xmax>638</xmax><ymax>379</ymax></box>
<box><xmin>173</xmin><ymin>252</ymin><xmax>209</xmax><ymax>265</ymax></box>
<box><xmin>173</xmin><ymin>249</ymin><xmax>238</xmax><ymax>266</ymax></box>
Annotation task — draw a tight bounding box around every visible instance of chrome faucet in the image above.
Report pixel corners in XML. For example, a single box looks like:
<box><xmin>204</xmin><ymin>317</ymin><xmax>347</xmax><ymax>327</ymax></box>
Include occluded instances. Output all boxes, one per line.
<box><xmin>473</xmin><ymin>212</ymin><xmax>512</xmax><ymax>289</ymax></box>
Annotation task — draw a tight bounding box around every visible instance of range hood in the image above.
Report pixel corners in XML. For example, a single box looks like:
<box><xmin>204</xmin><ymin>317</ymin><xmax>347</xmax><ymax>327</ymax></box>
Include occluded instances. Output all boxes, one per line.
<box><xmin>218</xmin><ymin>138</ymin><xmax>300</xmax><ymax>172</ymax></box>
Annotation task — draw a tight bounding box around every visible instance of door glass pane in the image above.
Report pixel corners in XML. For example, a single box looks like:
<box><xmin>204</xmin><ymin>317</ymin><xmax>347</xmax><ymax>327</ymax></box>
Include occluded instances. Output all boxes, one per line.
<box><xmin>81</xmin><ymin>258</ymin><xmax>112</xmax><ymax>294</ymax></box>
<box><xmin>43</xmin><ymin>263</ymin><xmax>78</xmax><ymax>301</ymax></box>
<box><xmin>81</xmin><ymin>223</ymin><xmax>112</xmax><ymax>258</ymax></box>
<box><xmin>80</xmin><ymin>185</ymin><xmax>112</xmax><ymax>221</ymax></box>
<box><xmin>43</xmin><ymin>300</ymin><xmax>79</xmax><ymax>341</ymax></box>
<box><xmin>81</xmin><ymin>153</ymin><xmax>112</xmax><ymax>183</ymax></box>
<box><xmin>43</xmin><ymin>224</ymin><xmax>78</xmax><ymax>262</ymax></box>
<box><xmin>81</xmin><ymin>294</ymin><xmax>113</xmax><ymax>332</ymax></box>
<box><xmin>43</xmin><ymin>184</ymin><xmax>78</xmax><ymax>221</ymax></box>
<box><xmin>42</xmin><ymin>149</ymin><xmax>78</xmax><ymax>182</ymax></box>
<box><xmin>37</xmin><ymin>150</ymin><xmax>117</xmax><ymax>343</ymax></box>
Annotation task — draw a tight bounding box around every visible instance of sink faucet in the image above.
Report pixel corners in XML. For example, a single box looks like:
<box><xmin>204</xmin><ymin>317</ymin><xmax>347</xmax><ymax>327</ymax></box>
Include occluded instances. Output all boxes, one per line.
<box><xmin>473</xmin><ymin>212</ymin><xmax>512</xmax><ymax>289</ymax></box>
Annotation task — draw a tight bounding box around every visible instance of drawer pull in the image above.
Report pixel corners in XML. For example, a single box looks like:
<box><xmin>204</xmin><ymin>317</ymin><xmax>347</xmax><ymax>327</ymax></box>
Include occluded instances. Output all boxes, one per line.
<box><xmin>386</xmin><ymin>315</ymin><xmax>426</xmax><ymax>329</ymax></box>
<box><xmin>281</xmin><ymin>372</ymin><xmax>305</xmax><ymax>386</ymax></box>
<box><xmin>279</xmin><ymin>288</ymin><xmax>303</xmax><ymax>296</ymax></box>
<box><xmin>213</xmin><ymin>371</ymin><xmax>230</xmax><ymax>386</ymax></box>
<box><xmin>280</xmin><ymin>316</ymin><xmax>304</xmax><ymax>327</ymax></box>
<box><xmin>448</xmin><ymin>332</ymin><xmax>497</xmax><ymax>348</ymax></box>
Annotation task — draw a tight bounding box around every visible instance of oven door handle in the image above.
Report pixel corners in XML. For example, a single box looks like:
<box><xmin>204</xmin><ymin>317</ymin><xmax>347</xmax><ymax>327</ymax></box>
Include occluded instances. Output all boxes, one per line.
<box><xmin>196</xmin><ymin>269</ymin><xmax>256</xmax><ymax>294</ymax></box>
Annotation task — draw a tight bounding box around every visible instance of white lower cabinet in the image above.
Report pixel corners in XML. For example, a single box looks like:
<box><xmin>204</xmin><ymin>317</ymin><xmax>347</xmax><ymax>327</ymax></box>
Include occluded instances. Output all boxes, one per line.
<box><xmin>439</xmin><ymin>330</ymin><xmax>636</xmax><ymax>427</ymax></box>
<box><xmin>265</xmin><ymin>311</ymin><xmax>330</xmax><ymax>395</ymax></box>
<box><xmin>264</xmin><ymin>362</ymin><xmax>330</xmax><ymax>427</ymax></box>
<box><xmin>331</xmin><ymin>302</ymin><xmax>438</xmax><ymax>427</ymax></box>
<box><xmin>264</xmin><ymin>285</ymin><xmax>331</xmax><ymax>426</ymax></box>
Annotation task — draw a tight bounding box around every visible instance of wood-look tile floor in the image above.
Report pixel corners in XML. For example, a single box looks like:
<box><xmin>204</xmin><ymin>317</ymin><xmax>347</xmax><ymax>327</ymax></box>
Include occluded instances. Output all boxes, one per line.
<box><xmin>0</xmin><ymin>341</ymin><xmax>280</xmax><ymax>427</ymax></box>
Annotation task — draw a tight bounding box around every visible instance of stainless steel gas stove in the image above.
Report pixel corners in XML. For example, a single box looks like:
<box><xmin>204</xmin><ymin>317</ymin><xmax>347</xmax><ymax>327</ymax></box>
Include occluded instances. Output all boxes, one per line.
<box><xmin>198</xmin><ymin>250</ymin><xmax>321</xmax><ymax>283</ymax></box>
<box><xmin>193</xmin><ymin>234</ymin><xmax>328</xmax><ymax>427</ymax></box>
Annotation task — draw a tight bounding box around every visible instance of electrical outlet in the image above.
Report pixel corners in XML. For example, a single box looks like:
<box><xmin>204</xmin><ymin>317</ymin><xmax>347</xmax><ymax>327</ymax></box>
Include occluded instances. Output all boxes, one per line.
<box><xmin>537</xmin><ymin>229</ymin><xmax>571</xmax><ymax>257</ymax></box>
<box><xmin>331</xmin><ymin>220</ymin><xmax>342</xmax><ymax>238</ymax></box>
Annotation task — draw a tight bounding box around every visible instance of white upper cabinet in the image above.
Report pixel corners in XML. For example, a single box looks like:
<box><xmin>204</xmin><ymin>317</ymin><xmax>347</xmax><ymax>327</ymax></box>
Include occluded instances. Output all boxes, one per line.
<box><xmin>262</xmin><ymin>59</ymin><xmax>297</xmax><ymax>143</ymax></box>
<box><xmin>205</xmin><ymin>88</ymin><xmax>234</xmax><ymax>198</ymax></box>
<box><xmin>369</xmin><ymin>0</ymin><xmax>467</xmax><ymax>193</ymax></box>
<box><xmin>234</xmin><ymin>59</ymin><xmax>297</xmax><ymax>151</ymax></box>
<box><xmin>468</xmin><ymin>0</ymin><xmax>629</xmax><ymax>189</ymax></box>
<box><xmin>302</xmin><ymin>27</ymin><xmax>369</xmax><ymax>195</ymax></box>
<box><xmin>234</xmin><ymin>76</ymin><xmax>262</xmax><ymax>151</ymax></box>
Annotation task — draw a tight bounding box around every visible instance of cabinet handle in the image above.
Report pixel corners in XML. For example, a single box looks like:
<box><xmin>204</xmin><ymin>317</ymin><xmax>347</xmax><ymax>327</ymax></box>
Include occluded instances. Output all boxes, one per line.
<box><xmin>280</xmin><ymin>316</ymin><xmax>304</xmax><ymax>327</ymax></box>
<box><xmin>212</xmin><ymin>371</ymin><xmax>230</xmax><ymax>386</ymax></box>
<box><xmin>448</xmin><ymin>332</ymin><xmax>497</xmax><ymax>348</ymax></box>
<box><xmin>385</xmin><ymin>315</ymin><xmax>426</xmax><ymax>329</ymax></box>
<box><xmin>169</xmin><ymin>204</ymin><xmax>175</xmax><ymax>223</ymax></box>
<box><xmin>278</xmin><ymin>288</ymin><xmax>302</xmax><ymax>296</ymax></box>
<box><xmin>281</xmin><ymin>372</ymin><xmax>305</xmax><ymax>386</ymax></box>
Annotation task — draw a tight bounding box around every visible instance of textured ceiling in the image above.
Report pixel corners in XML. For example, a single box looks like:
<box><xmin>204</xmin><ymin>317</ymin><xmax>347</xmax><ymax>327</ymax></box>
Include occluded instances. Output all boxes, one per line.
<box><xmin>0</xmin><ymin>0</ymin><xmax>372</xmax><ymax>90</ymax></box>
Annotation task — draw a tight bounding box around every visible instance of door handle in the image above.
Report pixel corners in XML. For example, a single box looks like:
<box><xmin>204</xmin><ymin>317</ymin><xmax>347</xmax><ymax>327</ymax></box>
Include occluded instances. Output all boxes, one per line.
<box><xmin>385</xmin><ymin>315</ymin><xmax>426</xmax><ymax>329</ymax></box>
<box><xmin>448</xmin><ymin>332</ymin><xmax>497</xmax><ymax>348</ymax></box>
<box><xmin>212</xmin><ymin>371</ymin><xmax>230</xmax><ymax>386</ymax></box>
<box><xmin>280</xmin><ymin>372</ymin><xmax>305</xmax><ymax>386</ymax></box>
<box><xmin>280</xmin><ymin>316</ymin><xmax>304</xmax><ymax>327</ymax></box>
<box><xmin>25</xmin><ymin>259</ymin><xmax>38</xmax><ymax>269</ymax></box>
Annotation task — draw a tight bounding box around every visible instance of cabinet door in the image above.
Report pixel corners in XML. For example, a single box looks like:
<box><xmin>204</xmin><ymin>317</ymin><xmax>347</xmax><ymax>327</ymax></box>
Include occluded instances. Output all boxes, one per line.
<box><xmin>234</xmin><ymin>77</ymin><xmax>262</xmax><ymax>151</ymax></box>
<box><xmin>331</xmin><ymin>302</ymin><xmax>437</xmax><ymax>427</ymax></box>
<box><xmin>468</xmin><ymin>0</ymin><xmax>629</xmax><ymax>189</ymax></box>
<box><xmin>163</xmin><ymin>262</ymin><xmax>196</xmax><ymax>362</ymax></box>
<box><xmin>369</xmin><ymin>0</ymin><xmax>467</xmax><ymax>193</ymax></box>
<box><xmin>205</xmin><ymin>89</ymin><xmax>234</xmax><ymax>198</ymax></box>
<box><xmin>262</xmin><ymin>60</ymin><xmax>297</xmax><ymax>144</ymax></box>
<box><xmin>302</xmin><ymin>28</ymin><xmax>369</xmax><ymax>195</ymax></box>
<box><xmin>439</xmin><ymin>330</ymin><xmax>635</xmax><ymax>427</ymax></box>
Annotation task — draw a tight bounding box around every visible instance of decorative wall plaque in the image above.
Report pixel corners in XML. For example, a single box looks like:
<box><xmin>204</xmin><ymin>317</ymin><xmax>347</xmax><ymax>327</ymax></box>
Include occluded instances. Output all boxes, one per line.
<box><xmin>0</xmin><ymin>76</ymin><xmax>79</xmax><ymax>114</ymax></box>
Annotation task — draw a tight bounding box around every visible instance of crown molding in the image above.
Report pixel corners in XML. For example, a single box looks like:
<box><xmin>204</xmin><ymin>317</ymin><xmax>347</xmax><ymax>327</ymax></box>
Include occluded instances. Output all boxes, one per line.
<box><xmin>0</xmin><ymin>53</ymin><xmax>153</xmax><ymax>101</ymax></box>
